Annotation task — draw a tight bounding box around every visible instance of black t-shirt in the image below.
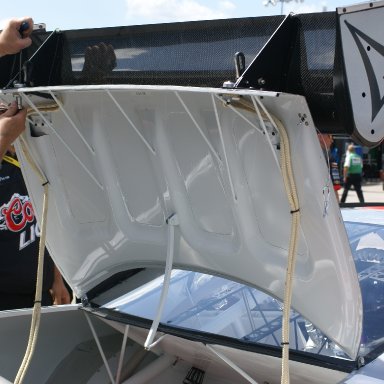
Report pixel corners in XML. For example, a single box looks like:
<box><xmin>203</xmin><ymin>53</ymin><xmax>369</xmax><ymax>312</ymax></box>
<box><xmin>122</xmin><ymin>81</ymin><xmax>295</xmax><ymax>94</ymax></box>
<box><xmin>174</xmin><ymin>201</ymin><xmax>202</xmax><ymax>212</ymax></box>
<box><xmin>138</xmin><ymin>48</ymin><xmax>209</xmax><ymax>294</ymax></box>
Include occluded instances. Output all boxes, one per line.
<box><xmin>0</xmin><ymin>157</ymin><xmax>54</xmax><ymax>294</ymax></box>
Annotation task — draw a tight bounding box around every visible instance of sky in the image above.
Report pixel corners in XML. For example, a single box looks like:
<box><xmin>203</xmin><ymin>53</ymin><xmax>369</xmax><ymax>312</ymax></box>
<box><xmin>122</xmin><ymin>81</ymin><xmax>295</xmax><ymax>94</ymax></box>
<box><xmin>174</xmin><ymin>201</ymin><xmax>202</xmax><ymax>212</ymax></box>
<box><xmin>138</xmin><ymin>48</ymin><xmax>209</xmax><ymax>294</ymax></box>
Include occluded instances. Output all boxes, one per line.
<box><xmin>0</xmin><ymin>0</ymin><xmax>369</xmax><ymax>31</ymax></box>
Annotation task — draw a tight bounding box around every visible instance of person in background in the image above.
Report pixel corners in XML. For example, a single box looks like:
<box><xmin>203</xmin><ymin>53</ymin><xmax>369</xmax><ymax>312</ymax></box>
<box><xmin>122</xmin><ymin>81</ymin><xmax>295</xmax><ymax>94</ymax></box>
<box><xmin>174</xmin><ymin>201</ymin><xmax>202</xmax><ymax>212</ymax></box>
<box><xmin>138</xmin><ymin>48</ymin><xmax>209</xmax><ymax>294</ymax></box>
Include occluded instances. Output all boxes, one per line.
<box><xmin>0</xmin><ymin>18</ymin><xmax>70</xmax><ymax>310</ymax></box>
<box><xmin>318</xmin><ymin>133</ymin><xmax>341</xmax><ymax>202</ymax></box>
<box><xmin>340</xmin><ymin>144</ymin><xmax>365</xmax><ymax>203</ymax></box>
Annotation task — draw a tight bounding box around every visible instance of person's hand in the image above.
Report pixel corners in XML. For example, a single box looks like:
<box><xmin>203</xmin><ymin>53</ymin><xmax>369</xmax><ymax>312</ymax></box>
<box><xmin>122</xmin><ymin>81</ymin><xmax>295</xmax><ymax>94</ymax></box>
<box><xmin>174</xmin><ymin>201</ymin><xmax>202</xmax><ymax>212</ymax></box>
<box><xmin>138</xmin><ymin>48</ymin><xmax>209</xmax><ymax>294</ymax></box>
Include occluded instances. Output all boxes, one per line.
<box><xmin>82</xmin><ymin>42</ymin><xmax>116</xmax><ymax>83</ymax></box>
<box><xmin>50</xmin><ymin>281</ymin><xmax>71</xmax><ymax>305</ymax></box>
<box><xmin>0</xmin><ymin>17</ymin><xmax>34</xmax><ymax>57</ymax></box>
<box><xmin>50</xmin><ymin>267</ymin><xmax>71</xmax><ymax>305</ymax></box>
<box><xmin>0</xmin><ymin>102</ymin><xmax>27</xmax><ymax>159</ymax></box>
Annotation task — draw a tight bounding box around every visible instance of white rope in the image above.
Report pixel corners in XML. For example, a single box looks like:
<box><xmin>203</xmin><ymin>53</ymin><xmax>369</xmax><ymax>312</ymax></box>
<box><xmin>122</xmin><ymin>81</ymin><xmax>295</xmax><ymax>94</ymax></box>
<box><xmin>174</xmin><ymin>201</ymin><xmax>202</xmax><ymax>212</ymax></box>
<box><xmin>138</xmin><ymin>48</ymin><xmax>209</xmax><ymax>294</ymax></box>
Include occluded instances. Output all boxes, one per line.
<box><xmin>240</xmin><ymin>96</ymin><xmax>301</xmax><ymax>383</ymax></box>
<box><xmin>274</xmin><ymin>116</ymin><xmax>300</xmax><ymax>384</ymax></box>
<box><xmin>247</xmin><ymin>108</ymin><xmax>301</xmax><ymax>383</ymax></box>
<box><xmin>201</xmin><ymin>95</ymin><xmax>300</xmax><ymax>384</ymax></box>
<box><xmin>14</xmin><ymin>137</ymin><xmax>49</xmax><ymax>384</ymax></box>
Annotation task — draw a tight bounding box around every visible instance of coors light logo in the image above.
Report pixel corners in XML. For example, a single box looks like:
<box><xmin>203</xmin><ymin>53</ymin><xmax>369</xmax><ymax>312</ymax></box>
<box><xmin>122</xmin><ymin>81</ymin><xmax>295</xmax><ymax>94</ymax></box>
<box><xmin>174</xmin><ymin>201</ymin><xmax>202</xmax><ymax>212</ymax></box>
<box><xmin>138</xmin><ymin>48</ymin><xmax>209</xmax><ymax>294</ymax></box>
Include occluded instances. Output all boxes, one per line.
<box><xmin>0</xmin><ymin>193</ymin><xmax>41</xmax><ymax>250</ymax></box>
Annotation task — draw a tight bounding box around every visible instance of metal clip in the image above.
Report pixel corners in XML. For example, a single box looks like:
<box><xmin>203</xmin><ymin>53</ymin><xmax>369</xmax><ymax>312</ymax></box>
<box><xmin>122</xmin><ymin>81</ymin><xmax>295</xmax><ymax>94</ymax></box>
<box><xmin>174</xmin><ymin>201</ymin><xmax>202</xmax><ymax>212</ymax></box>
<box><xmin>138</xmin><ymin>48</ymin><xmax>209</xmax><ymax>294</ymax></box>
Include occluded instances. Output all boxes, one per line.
<box><xmin>15</xmin><ymin>95</ymin><xmax>23</xmax><ymax>110</ymax></box>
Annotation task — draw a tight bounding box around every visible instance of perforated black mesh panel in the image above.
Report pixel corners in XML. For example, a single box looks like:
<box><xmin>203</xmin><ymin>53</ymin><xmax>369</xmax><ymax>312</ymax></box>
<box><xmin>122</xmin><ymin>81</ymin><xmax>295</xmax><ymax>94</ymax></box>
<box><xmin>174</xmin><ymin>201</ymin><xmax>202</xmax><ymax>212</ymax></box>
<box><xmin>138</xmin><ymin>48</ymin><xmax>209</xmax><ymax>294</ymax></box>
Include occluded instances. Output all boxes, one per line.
<box><xmin>296</xmin><ymin>12</ymin><xmax>339</xmax><ymax>132</ymax></box>
<box><xmin>61</xmin><ymin>16</ymin><xmax>285</xmax><ymax>87</ymax></box>
<box><xmin>0</xmin><ymin>14</ymin><xmax>338</xmax><ymax>89</ymax></box>
<box><xmin>0</xmin><ymin>12</ymin><xmax>350</xmax><ymax>133</ymax></box>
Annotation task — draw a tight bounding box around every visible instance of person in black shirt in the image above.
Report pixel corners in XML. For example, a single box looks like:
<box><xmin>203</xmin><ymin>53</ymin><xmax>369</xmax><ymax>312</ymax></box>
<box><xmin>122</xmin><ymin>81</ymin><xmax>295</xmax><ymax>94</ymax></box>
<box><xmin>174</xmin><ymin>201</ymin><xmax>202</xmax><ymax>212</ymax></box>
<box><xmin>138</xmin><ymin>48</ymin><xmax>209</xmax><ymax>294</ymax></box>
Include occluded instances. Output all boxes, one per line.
<box><xmin>0</xmin><ymin>18</ymin><xmax>70</xmax><ymax>309</ymax></box>
<box><xmin>0</xmin><ymin>146</ymin><xmax>71</xmax><ymax>309</ymax></box>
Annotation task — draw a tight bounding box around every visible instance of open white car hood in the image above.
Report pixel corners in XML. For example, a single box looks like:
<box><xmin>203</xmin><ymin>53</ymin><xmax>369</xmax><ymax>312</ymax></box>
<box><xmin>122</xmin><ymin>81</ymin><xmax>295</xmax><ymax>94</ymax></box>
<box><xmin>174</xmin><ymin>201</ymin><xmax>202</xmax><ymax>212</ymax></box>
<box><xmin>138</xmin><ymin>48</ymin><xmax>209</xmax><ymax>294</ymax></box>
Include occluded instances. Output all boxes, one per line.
<box><xmin>9</xmin><ymin>85</ymin><xmax>361</xmax><ymax>358</ymax></box>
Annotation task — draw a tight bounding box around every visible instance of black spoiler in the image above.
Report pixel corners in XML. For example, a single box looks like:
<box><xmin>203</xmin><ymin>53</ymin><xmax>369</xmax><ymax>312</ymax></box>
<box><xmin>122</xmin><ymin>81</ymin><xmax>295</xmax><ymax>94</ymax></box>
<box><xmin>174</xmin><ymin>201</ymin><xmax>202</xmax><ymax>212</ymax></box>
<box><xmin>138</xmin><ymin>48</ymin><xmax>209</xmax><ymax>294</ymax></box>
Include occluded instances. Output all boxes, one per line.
<box><xmin>1</xmin><ymin>1</ymin><xmax>384</xmax><ymax>146</ymax></box>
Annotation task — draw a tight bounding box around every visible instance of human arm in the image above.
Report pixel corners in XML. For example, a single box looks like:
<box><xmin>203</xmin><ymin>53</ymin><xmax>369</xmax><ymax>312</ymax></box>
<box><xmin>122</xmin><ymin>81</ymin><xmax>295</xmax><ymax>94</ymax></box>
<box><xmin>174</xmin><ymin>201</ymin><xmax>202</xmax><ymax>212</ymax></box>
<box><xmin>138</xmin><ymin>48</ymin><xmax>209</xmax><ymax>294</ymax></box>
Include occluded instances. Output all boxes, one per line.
<box><xmin>50</xmin><ymin>266</ymin><xmax>71</xmax><ymax>305</ymax></box>
<box><xmin>343</xmin><ymin>153</ymin><xmax>350</xmax><ymax>183</ymax></box>
<box><xmin>0</xmin><ymin>16</ymin><xmax>33</xmax><ymax>159</ymax></box>
<box><xmin>0</xmin><ymin>17</ymin><xmax>33</xmax><ymax>57</ymax></box>
<box><xmin>0</xmin><ymin>103</ymin><xmax>27</xmax><ymax>160</ymax></box>
<box><xmin>343</xmin><ymin>166</ymin><xmax>349</xmax><ymax>183</ymax></box>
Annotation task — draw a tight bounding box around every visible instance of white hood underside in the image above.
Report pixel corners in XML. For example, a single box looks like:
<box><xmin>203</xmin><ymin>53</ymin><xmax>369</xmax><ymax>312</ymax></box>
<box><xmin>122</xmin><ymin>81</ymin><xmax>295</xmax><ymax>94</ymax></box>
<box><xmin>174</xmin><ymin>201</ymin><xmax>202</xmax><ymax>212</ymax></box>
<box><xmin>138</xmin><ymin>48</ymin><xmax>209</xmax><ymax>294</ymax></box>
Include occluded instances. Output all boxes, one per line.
<box><xmin>6</xmin><ymin>85</ymin><xmax>362</xmax><ymax>358</ymax></box>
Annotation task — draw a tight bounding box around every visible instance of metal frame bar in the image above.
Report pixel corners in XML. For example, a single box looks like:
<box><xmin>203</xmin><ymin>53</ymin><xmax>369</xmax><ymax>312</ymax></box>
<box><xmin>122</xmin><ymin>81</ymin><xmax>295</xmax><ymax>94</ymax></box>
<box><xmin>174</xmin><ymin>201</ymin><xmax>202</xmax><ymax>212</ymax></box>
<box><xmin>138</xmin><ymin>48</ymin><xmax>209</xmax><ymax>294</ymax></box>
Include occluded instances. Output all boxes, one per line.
<box><xmin>21</xmin><ymin>92</ymin><xmax>103</xmax><ymax>190</ymax></box>
<box><xmin>48</xmin><ymin>90</ymin><xmax>95</xmax><ymax>154</ymax></box>
<box><xmin>247</xmin><ymin>289</ymin><xmax>280</xmax><ymax>346</ymax></box>
<box><xmin>206</xmin><ymin>344</ymin><xmax>259</xmax><ymax>384</ymax></box>
<box><xmin>106</xmin><ymin>89</ymin><xmax>156</xmax><ymax>155</ymax></box>
<box><xmin>116</xmin><ymin>325</ymin><xmax>130</xmax><ymax>384</ymax></box>
<box><xmin>174</xmin><ymin>91</ymin><xmax>222</xmax><ymax>166</ymax></box>
<box><xmin>214</xmin><ymin>94</ymin><xmax>263</xmax><ymax>134</ymax></box>
<box><xmin>251</xmin><ymin>95</ymin><xmax>281</xmax><ymax>168</ymax></box>
<box><xmin>84</xmin><ymin>311</ymin><xmax>116</xmax><ymax>384</ymax></box>
<box><xmin>211</xmin><ymin>94</ymin><xmax>237</xmax><ymax>202</ymax></box>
